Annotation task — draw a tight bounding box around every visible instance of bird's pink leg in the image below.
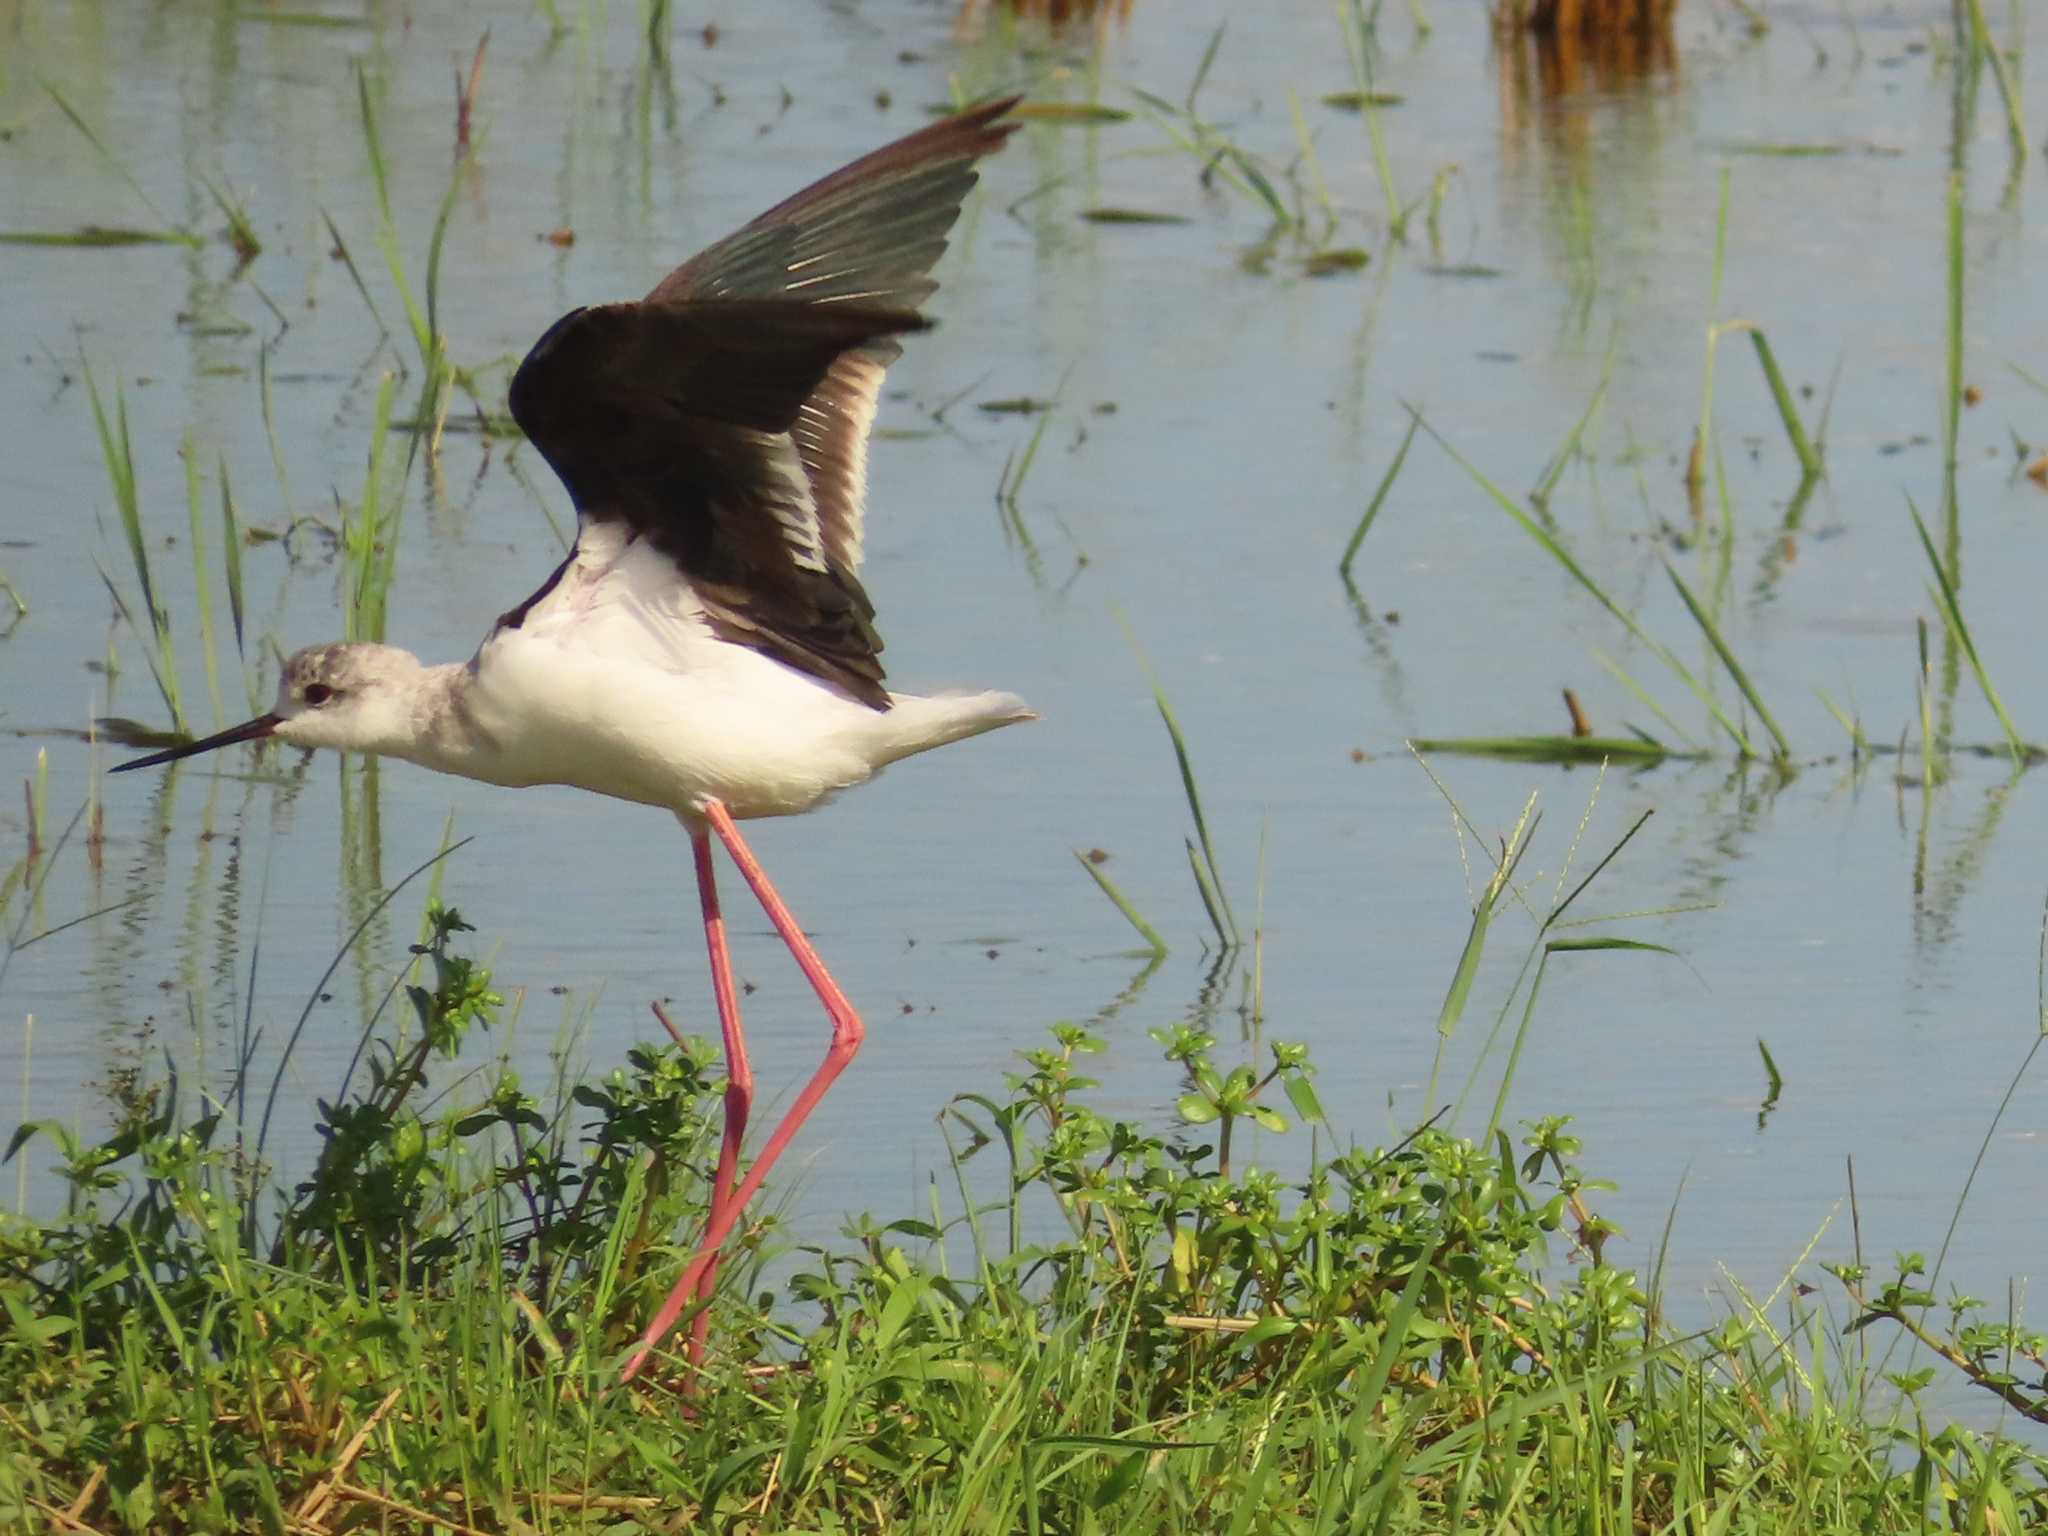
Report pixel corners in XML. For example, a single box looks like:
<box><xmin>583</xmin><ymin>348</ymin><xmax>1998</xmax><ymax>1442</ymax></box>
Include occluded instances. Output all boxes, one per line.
<box><xmin>622</xmin><ymin>800</ymin><xmax>866</xmax><ymax>1382</ymax></box>
<box><xmin>682</xmin><ymin>824</ymin><xmax>753</xmax><ymax>1370</ymax></box>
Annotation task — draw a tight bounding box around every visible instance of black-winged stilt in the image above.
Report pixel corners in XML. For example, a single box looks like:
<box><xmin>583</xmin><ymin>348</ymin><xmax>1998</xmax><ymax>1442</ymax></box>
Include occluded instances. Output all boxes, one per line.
<box><xmin>113</xmin><ymin>97</ymin><xmax>1032</xmax><ymax>1380</ymax></box>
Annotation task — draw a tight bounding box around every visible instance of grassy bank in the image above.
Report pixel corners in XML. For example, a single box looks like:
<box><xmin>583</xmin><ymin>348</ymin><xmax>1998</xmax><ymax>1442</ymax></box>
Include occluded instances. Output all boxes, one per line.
<box><xmin>3</xmin><ymin>904</ymin><xmax>2044</xmax><ymax>1534</ymax></box>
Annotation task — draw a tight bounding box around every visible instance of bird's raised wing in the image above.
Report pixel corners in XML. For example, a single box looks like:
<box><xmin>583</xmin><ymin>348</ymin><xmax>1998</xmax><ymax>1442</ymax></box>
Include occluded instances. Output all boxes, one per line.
<box><xmin>507</xmin><ymin>97</ymin><xmax>1019</xmax><ymax>709</ymax></box>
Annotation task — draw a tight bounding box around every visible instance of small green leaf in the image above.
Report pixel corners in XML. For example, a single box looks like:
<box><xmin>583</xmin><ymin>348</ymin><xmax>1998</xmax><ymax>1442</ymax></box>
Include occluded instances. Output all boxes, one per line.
<box><xmin>1243</xmin><ymin>1315</ymin><xmax>1299</xmax><ymax>1345</ymax></box>
<box><xmin>1284</xmin><ymin>1075</ymin><xmax>1325</xmax><ymax>1124</ymax></box>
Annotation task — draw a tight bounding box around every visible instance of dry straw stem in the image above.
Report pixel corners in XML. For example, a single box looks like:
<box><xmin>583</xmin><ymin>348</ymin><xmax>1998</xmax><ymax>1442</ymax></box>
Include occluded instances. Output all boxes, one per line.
<box><xmin>294</xmin><ymin>1385</ymin><xmax>404</xmax><ymax>1523</ymax></box>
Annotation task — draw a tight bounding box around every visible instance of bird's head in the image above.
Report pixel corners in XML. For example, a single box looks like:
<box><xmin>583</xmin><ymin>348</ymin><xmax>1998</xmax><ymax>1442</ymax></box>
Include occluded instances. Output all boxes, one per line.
<box><xmin>110</xmin><ymin>642</ymin><xmax>429</xmax><ymax>773</ymax></box>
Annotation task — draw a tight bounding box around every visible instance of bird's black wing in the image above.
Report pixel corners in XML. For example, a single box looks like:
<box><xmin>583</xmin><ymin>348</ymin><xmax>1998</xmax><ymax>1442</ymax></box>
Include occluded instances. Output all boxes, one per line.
<box><xmin>507</xmin><ymin>98</ymin><xmax>1020</xmax><ymax>710</ymax></box>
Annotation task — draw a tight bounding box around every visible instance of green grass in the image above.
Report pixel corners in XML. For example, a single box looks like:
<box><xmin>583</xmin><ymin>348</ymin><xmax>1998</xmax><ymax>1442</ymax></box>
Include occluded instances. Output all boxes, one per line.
<box><xmin>1908</xmin><ymin>496</ymin><xmax>2028</xmax><ymax>764</ymax></box>
<box><xmin>82</xmin><ymin>371</ymin><xmax>271</xmax><ymax>750</ymax></box>
<box><xmin>181</xmin><ymin>436</ymin><xmax>226</xmax><ymax>732</ymax></box>
<box><xmin>0</xmin><ymin>227</ymin><xmax>195</xmax><ymax>247</ymax></box>
<box><xmin>1074</xmin><ymin>848</ymin><xmax>1170</xmax><ymax>957</ymax></box>
<box><xmin>1407</xmin><ymin>734</ymin><xmax>1704</xmax><ymax>765</ymax></box>
<box><xmin>1338</xmin><ymin>415</ymin><xmax>1417</xmax><ymax>587</ymax></box>
<box><xmin>199</xmin><ymin>173</ymin><xmax>261</xmax><ymax>266</ymax></box>
<box><xmin>36</xmin><ymin>78</ymin><xmax>199</xmax><ymax>248</ymax></box>
<box><xmin>85</xmin><ymin>362</ymin><xmax>184</xmax><ymax>736</ymax></box>
<box><xmin>5</xmin><ymin>895</ymin><xmax>2045</xmax><ymax>1532</ymax></box>
<box><xmin>342</xmin><ymin>373</ymin><xmax>405</xmax><ymax>644</ymax></box>
<box><xmin>1418</xmin><ymin>410</ymin><xmax>1763</xmax><ymax>759</ymax></box>
<box><xmin>1126</xmin><ymin>644</ymin><xmax>1241</xmax><ymax>951</ymax></box>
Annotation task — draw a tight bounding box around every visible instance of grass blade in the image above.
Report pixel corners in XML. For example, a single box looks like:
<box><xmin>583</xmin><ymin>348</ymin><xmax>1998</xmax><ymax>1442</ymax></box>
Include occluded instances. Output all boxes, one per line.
<box><xmin>40</xmin><ymin>77</ymin><xmax>197</xmax><ymax>243</ymax></box>
<box><xmin>1593</xmin><ymin>649</ymin><xmax>1699</xmax><ymax>748</ymax></box>
<box><xmin>1815</xmin><ymin>688</ymin><xmax>1866</xmax><ymax>753</ymax></box>
<box><xmin>1908</xmin><ymin>496</ymin><xmax>2026</xmax><ymax>762</ymax></box>
<box><xmin>1662</xmin><ymin>561</ymin><xmax>1790</xmax><ymax>761</ymax></box>
<box><xmin>320</xmin><ymin>209</ymin><xmax>390</xmax><ymax>339</ymax></box>
<box><xmin>1155</xmin><ymin>686</ymin><xmax>1237</xmax><ymax>947</ymax></box>
<box><xmin>1436</xmin><ymin>798</ymin><xmax>1536</xmax><ymax>1045</ymax></box>
<box><xmin>344</xmin><ymin>373</ymin><xmax>403</xmax><ymax>643</ymax></box>
<box><xmin>996</xmin><ymin>404</ymin><xmax>1055</xmax><ymax>519</ymax></box>
<box><xmin>1420</xmin><ymin>410</ymin><xmax>1754</xmax><ymax>755</ymax></box>
<box><xmin>1530</xmin><ymin>353</ymin><xmax>1612</xmax><ymax>512</ymax></box>
<box><xmin>258</xmin><ymin>344</ymin><xmax>295</xmax><ymax>522</ymax></box>
<box><xmin>1184</xmin><ymin>838</ymin><xmax>1231</xmax><ymax>951</ymax></box>
<box><xmin>200</xmin><ymin>173</ymin><xmax>261</xmax><ymax>265</ymax></box>
<box><xmin>85</xmin><ymin>362</ymin><xmax>183</xmax><ymax>732</ymax></box>
<box><xmin>217</xmin><ymin>455</ymin><xmax>246</xmax><ymax>661</ymax></box>
<box><xmin>1962</xmin><ymin>0</ymin><xmax>2027</xmax><ymax>172</ymax></box>
<box><xmin>1407</xmin><ymin>736</ymin><xmax>1696</xmax><ymax>766</ymax></box>
<box><xmin>1758</xmin><ymin>1037</ymin><xmax>1784</xmax><ymax>1109</ymax></box>
<box><xmin>357</xmin><ymin>64</ymin><xmax>433</xmax><ymax>364</ymax></box>
<box><xmin>1074</xmin><ymin>851</ymin><xmax>1168</xmax><ymax>958</ymax></box>
<box><xmin>1945</xmin><ymin>172</ymin><xmax>1964</xmax><ymax>476</ymax></box>
<box><xmin>1743</xmin><ymin>328</ymin><xmax>1823</xmax><ymax>478</ymax></box>
<box><xmin>1185</xmin><ymin>19</ymin><xmax>1227</xmax><ymax>114</ymax></box>
<box><xmin>182</xmin><ymin>435</ymin><xmax>224</xmax><ymax>730</ymax></box>
<box><xmin>86</xmin><ymin>363</ymin><xmax>147</xmax><ymax>618</ymax></box>
<box><xmin>1338</xmin><ymin>415</ymin><xmax>1417</xmax><ymax>583</ymax></box>
<box><xmin>0</xmin><ymin>227</ymin><xmax>194</xmax><ymax>247</ymax></box>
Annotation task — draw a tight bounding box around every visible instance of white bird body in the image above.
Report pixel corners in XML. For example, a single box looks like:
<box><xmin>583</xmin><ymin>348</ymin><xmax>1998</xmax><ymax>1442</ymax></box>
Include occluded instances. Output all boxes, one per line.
<box><xmin>279</xmin><ymin>525</ymin><xmax>1030</xmax><ymax>819</ymax></box>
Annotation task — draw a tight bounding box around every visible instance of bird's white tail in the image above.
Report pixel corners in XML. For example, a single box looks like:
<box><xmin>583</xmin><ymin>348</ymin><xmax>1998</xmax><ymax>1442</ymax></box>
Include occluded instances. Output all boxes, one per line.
<box><xmin>869</xmin><ymin>690</ymin><xmax>1037</xmax><ymax>767</ymax></box>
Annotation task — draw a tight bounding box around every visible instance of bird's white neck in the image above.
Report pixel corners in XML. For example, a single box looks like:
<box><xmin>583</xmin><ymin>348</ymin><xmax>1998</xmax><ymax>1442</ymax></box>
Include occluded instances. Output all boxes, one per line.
<box><xmin>379</xmin><ymin>661</ymin><xmax>503</xmax><ymax>775</ymax></box>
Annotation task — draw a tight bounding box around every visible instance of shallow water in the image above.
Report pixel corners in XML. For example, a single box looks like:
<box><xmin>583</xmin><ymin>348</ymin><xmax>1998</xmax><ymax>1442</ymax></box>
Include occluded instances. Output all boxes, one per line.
<box><xmin>4</xmin><ymin>0</ymin><xmax>2048</xmax><ymax>1393</ymax></box>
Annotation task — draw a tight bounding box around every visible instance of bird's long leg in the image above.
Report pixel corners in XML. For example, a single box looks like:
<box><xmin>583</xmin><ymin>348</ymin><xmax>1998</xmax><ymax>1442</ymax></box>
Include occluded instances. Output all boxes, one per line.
<box><xmin>622</xmin><ymin>799</ymin><xmax>866</xmax><ymax>1382</ymax></box>
<box><xmin>684</xmin><ymin>823</ymin><xmax>753</xmax><ymax>1370</ymax></box>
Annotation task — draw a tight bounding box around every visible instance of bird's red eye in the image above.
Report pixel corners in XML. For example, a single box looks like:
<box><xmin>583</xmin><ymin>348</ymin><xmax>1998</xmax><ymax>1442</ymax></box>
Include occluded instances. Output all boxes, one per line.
<box><xmin>303</xmin><ymin>684</ymin><xmax>334</xmax><ymax>706</ymax></box>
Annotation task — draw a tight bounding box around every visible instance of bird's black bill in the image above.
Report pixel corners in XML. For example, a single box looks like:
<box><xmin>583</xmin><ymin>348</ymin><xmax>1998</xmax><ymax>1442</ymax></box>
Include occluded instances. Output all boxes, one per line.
<box><xmin>108</xmin><ymin>713</ymin><xmax>282</xmax><ymax>773</ymax></box>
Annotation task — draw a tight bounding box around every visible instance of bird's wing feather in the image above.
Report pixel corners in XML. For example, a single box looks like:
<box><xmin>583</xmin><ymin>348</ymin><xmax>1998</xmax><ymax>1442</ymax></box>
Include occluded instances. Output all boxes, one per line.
<box><xmin>509</xmin><ymin>301</ymin><xmax>916</xmax><ymax>706</ymax></box>
<box><xmin>648</xmin><ymin>97</ymin><xmax>1019</xmax><ymax>312</ymax></box>
<box><xmin>505</xmin><ymin>99</ymin><xmax>1017</xmax><ymax>709</ymax></box>
<box><xmin>654</xmin><ymin>99</ymin><xmax>1018</xmax><ymax>571</ymax></box>
<box><xmin>490</xmin><ymin>518</ymin><xmax>716</xmax><ymax>669</ymax></box>
<box><xmin>793</xmin><ymin>348</ymin><xmax>891</xmax><ymax>573</ymax></box>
